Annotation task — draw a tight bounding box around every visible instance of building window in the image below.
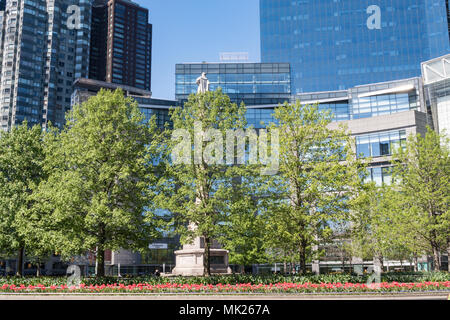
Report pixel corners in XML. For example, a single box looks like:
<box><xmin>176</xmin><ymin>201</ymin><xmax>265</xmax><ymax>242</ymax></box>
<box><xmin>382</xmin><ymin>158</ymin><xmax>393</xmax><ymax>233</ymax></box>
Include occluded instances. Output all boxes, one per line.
<box><xmin>356</xmin><ymin>130</ymin><xmax>407</xmax><ymax>159</ymax></box>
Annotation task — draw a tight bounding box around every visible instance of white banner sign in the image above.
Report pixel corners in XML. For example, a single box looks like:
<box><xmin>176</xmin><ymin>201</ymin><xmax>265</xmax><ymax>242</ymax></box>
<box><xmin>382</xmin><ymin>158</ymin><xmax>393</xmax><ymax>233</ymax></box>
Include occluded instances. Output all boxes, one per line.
<box><xmin>148</xmin><ymin>243</ymin><xmax>168</xmax><ymax>250</ymax></box>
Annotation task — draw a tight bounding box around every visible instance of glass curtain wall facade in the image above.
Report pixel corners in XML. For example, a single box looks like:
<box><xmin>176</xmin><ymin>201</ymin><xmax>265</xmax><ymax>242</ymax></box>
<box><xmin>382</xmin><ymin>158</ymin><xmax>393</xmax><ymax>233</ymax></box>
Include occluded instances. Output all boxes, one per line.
<box><xmin>133</xmin><ymin>97</ymin><xmax>175</xmax><ymax>128</ymax></box>
<box><xmin>366</xmin><ymin>166</ymin><xmax>394</xmax><ymax>185</ymax></box>
<box><xmin>260</xmin><ymin>0</ymin><xmax>450</xmax><ymax>94</ymax></box>
<box><xmin>175</xmin><ymin>63</ymin><xmax>291</xmax><ymax>106</ymax></box>
<box><xmin>356</xmin><ymin>129</ymin><xmax>407</xmax><ymax>159</ymax></box>
<box><xmin>89</xmin><ymin>0</ymin><xmax>108</xmax><ymax>82</ymax></box>
<box><xmin>422</xmin><ymin>53</ymin><xmax>450</xmax><ymax>136</ymax></box>
<box><xmin>351</xmin><ymin>93</ymin><xmax>417</xmax><ymax>119</ymax></box>
<box><xmin>44</xmin><ymin>0</ymin><xmax>92</xmax><ymax>129</ymax></box>
<box><xmin>246</xmin><ymin>108</ymin><xmax>277</xmax><ymax>129</ymax></box>
<box><xmin>245</xmin><ymin>78</ymin><xmax>423</xmax><ymax>130</ymax></box>
<box><xmin>0</xmin><ymin>0</ymin><xmax>92</xmax><ymax>130</ymax></box>
<box><xmin>244</xmin><ymin>78</ymin><xmax>427</xmax><ymax>186</ymax></box>
<box><xmin>71</xmin><ymin>78</ymin><xmax>175</xmax><ymax>129</ymax></box>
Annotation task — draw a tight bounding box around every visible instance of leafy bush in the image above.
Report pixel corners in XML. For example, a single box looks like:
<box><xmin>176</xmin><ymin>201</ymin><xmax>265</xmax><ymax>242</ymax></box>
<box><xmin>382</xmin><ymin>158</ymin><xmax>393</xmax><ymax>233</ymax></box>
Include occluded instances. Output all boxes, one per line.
<box><xmin>0</xmin><ymin>272</ymin><xmax>449</xmax><ymax>287</ymax></box>
<box><xmin>1</xmin><ymin>281</ymin><xmax>449</xmax><ymax>294</ymax></box>
<box><xmin>82</xmin><ymin>272</ymin><xmax>450</xmax><ymax>285</ymax></box>
<box><xmin>0</xmin><ymin>277</ymin><xmax>67</xmax><ymax>287</ymax></box>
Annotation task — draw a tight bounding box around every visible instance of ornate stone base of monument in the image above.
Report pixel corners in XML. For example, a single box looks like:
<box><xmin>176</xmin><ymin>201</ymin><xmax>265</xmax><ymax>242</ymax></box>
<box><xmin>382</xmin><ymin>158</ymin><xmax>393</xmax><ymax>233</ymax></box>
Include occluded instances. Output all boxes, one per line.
<box><xmin>172</xmin><ymin>237</ymin><xmax>232</xmax><ymax>276</ymax></box>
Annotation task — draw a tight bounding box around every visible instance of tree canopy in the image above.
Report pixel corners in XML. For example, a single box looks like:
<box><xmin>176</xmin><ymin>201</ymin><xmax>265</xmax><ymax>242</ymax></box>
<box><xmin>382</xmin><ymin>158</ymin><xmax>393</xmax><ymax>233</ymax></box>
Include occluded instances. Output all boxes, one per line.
<box><xmin>30</xmin><ymin>89</ymin><xmax>162</xmax><ymax>276</ymax></box>
<box><xmin>0</xmin><ymin>122</ymin><xmax>48</xmax><ymax>276</ymax></box>
<box><xmin>263</xmin><ymin>101</ymin><xmax>367</xmax><ymax>273</ymax></box>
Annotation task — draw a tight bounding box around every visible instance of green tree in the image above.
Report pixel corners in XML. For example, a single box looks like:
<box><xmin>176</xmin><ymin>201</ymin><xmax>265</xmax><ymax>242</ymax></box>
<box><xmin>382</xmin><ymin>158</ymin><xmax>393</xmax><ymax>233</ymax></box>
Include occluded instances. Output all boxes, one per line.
<box><xmin>33</xmin><ymin>89</ymin><xmax>162</xmax><ymax>277</ymax></box>
<box><xmin>157</xmin><ymin>88</ymin><xmax>254</xmax><ymax>276</ymax></box>
<box><xmin>349</xmin><ymin>183</ymin><xmax>399</xmax><ymax>271</ymax></box>
<box><xmin>382</xmin><ymin>189</ymin><xmax>432</xmax><ymax>271</ymax></box>
<box><xmin>266</xmin><ymin>101</ymin><xmax>365</xmax><ymax>274</ymax></box>
<box><xmin>263</xmin><ymin>206</ymin><xmax>303</xmax><ymax>269</ymax></box>
<box><xmin>372</xmin><ymin>184</ymin><xmax>432</xmax><ymax>271</ymax></box>
<box><xmin>0</xmin><ymin>122</ymin><xmax>48</xmax><ymax>276</ymax></box>
<box><xmin>219</xmin><ymin>176</ymin><xmax>270</xmax><ymax>271</ymax></box>
<box><xmin>391</xmin><ymin>127</ymin><xmax>449</xmax><ymax>271</ymax></box>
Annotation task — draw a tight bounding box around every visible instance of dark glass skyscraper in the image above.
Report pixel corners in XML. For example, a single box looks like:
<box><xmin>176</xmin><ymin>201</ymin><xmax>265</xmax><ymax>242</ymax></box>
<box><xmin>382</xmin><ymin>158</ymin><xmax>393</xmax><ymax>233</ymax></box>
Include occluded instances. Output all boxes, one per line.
<box><xmin>260</xmin><ymin>0</ymin><xmax>450</xmax><ymax>94</ymax></box>
<box><xmin>89</xmin><ymin>0</ymin><xmax>109</xmax><ymax>83</ymax></box>
<box><xmin>89</xmin><ymin>0</ymin><xmax>152</xmax><ymax>92</ymax></box>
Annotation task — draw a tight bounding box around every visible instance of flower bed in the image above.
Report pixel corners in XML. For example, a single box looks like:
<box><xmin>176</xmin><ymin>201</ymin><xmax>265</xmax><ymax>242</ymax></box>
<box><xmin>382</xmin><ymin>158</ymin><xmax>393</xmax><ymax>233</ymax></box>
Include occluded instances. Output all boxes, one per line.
<box><xmin>0</xmin><ymin>281</ymin><xmax>449</xmax><ymax>294</ymax></box>
<box><xmin>2</xmin><ymin>272</ymin><xmax>449</xmax><ymax>287</ymax></box>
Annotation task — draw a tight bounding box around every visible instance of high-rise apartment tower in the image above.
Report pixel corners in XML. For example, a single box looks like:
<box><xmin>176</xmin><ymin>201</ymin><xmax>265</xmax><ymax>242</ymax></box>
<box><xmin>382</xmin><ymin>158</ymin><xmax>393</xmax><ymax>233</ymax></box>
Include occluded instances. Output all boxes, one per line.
<box><xmin>89</xmin><ymin>0</ymin><xmax>152</xmax><ymax>92</ymax></box>
<box><xmin>0</xmin><ymin>0</ymin><xmax>91</xmax><ymax>130</ymax></box>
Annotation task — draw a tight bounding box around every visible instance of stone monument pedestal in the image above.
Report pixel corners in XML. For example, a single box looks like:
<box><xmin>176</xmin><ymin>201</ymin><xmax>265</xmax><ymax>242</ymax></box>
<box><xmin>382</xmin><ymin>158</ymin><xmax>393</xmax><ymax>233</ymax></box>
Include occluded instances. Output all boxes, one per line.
<box><xmin>172</xmin><ymin>237</ymin><xmax>232</xmax><ymax>276</ymax></box>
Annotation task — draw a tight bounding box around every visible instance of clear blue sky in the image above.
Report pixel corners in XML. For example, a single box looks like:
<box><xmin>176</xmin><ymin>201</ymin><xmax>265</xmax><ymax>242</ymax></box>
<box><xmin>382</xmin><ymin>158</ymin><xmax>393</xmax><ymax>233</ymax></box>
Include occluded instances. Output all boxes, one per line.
<box><xmin>134</xmin><ymin>0</ymin><xmax>261</xmax><ymax>100</ymax></box>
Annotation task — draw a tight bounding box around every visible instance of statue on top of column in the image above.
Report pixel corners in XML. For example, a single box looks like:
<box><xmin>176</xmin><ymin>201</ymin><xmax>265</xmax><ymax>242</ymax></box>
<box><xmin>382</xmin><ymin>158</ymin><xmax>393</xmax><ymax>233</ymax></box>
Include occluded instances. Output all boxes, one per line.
<box><xmin>196</xmin><ymin>72</ymin><xmax>210</xmax><ymax>94</ymax></box>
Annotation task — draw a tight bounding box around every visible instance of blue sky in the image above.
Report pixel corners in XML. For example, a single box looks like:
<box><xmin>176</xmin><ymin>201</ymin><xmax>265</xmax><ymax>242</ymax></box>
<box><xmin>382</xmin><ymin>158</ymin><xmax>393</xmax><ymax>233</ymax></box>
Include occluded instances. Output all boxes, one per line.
<box><xmin>135</xmin><ymin>0</ymin><xmax>261</xmax><ymax>100</ymax></box>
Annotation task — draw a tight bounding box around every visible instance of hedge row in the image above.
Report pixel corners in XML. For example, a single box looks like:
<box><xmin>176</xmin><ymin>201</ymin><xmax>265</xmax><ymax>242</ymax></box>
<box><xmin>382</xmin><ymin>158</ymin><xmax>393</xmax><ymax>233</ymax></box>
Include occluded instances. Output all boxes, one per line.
<box><xmin>1</xmin><ymin>281</ymin><xmax>449</xmax><ymax>294</ymax></box>
<box><xmin>0</xmin><ymin>272</ymin><xmax>449</xmax><ymax>287</ymax></box>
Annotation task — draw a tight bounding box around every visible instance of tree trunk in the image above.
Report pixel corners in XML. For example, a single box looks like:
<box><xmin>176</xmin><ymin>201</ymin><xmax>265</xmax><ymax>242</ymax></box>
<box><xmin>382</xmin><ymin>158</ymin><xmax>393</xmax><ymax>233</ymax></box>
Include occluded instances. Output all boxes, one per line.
<box><xmin>432</xmin><ymin>244</ymin><xmax>440</xmax><ymax>272</ymax></box>
<box><xmin>413</xmin><ymin>254</ymin><xmax>418</xmax><ymax>272</ymax></box>
<box><xmin>204</xmin><ymin>237</ymin><xmax>211</xmax><ymax>277</ymax></box>
<box><xmin>96</xmin><ymin>248</ymin><xmax>105</xmax><ymax>277</ymax></box>
<box><xmin>16</xmin><ymin>247</ymin><xmax>24</xmax><ymax>277</ymax></box>
<box><xmin>36</xmin><ymin>260</ymin><xmax>41</xmax><ymax>277</ymax></box>
<box><xmin>447</xmin><ymin>244</ymin><xmax>450</xmax><ymax>272</ymax></box>
<box><xmin>299</xmin><ymin>244</ymin><xmax>306</xmax><ymax>274</ymax></box>
<box><xmin>373</xmin><ymin>253</ymin><xmax>383</xmax><ymax>275</ymax></box>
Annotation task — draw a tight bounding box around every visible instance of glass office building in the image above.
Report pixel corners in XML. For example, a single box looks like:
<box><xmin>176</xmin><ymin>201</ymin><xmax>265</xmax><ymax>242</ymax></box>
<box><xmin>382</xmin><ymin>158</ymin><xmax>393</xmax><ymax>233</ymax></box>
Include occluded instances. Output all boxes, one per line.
<box><xmin>244</xmin><ymin>103</ymin><xmax>349</xmax><ymax>129</ymax></box>
<box><xmin>71</xmin><ymin>78</ymin><xmax>176</xmax><ymax>129</ymax></box>
<box><xmin>356</xmin><ymin>129</ymin><xmax>407</xmax><ymax>159</ymax></box>
<box><xmin>245</xmin><ymin>77</ymin><xmax>423</xmax><ymax>130</ymax></box>
<box><xmin>175</xmin><ymin>63</ymin><xmax>291</xmax><ymax>106</ymax></box>
<box><xmin>133</xmin><ymin>97</ymin><xmax>175</xmax><ymax>129</ymax></box>
<box><xmin>422</xmin><ymin>53</ymin><xmax>450</xmax><ymax>136</ymax></box>
<box><xmin>260</xmin><ymin>0</ymin><xmax>450</xmax><ymax>94</ymax></box>
<box><xmin>241</xmin><ymin>77</ymin><xmax>429</xmax><ymax>186</ymax></box>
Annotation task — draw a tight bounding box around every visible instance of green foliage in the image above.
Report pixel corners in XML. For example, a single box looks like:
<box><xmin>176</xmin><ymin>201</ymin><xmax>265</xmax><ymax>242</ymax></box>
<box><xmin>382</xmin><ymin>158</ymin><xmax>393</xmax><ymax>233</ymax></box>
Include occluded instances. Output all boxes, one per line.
<box><xmin>156</xmin><ymin>88</ymin><xmax>265</xmax><ymax>273</ymax></box>
<box><xmin>263</xmin><ymin>101</ymin><xmax>367</xmax><ymax>272</ymax></box>
<box><xmin>0</xmin><ymin>122</ymin><xmax>49</xmax><ymax>271</ymax></box>
<box><xmin>349</xmin><ymin>183</ymin><xmax>397</xmax><ymax>260</ymax></box>
<box><xmin>349</xmin><ymin>127</ymin><xmax>450</xmax><ymax>271</ymax></box>
<box><xmin>1</xmin><ymin>89</ymin><xmax>447</xmax><ymax>280</ymax></box>
<box><xmin>1</xmin><ymin>272</ymin><xmax>449</xmax><ymax>287</ymax></box>
<box><xmin>30</xmin><ymin>89</ymin><xmax>163</xmax><ymax>274</ymax></box>
<box><xmin>161</xmin><ymin>89</ymin><xmax>245</xmax><ymax>243</ymax></box>
<box><xmin>218</xmin><ymin>169</ymin><xmax>273</xmax><ymax>266</ymax></box>
<box><xmin>219</xmin><ymin>202</ymin><xmax>269</xmax><ymax>266</ymax></box>
<box><xmin>391</xmin><ymin>127</ymin><xmax>450</xmax><ymax>270</ymax></box>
